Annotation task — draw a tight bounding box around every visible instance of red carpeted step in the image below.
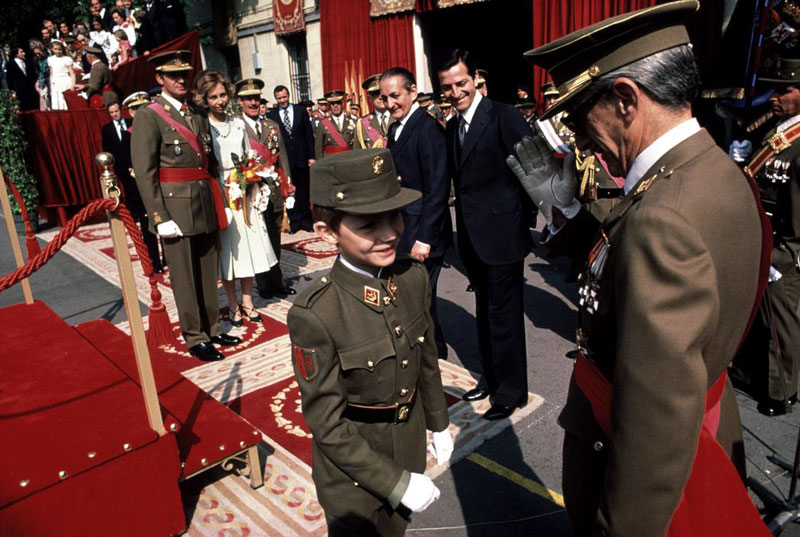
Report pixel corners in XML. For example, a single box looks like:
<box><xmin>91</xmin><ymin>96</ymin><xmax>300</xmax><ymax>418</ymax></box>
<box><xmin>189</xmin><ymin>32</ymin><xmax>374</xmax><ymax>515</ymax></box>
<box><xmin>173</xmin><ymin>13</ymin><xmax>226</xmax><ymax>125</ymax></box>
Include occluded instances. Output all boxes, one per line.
<box><xmin>75</xmin><ymin>319</ymin><xmax>262</xmax><ymax>479</ymax></box>
<box><xmin>0</xmin><ymin>300</ymin><xmax>185</xmax><ymax>536</ymax></box>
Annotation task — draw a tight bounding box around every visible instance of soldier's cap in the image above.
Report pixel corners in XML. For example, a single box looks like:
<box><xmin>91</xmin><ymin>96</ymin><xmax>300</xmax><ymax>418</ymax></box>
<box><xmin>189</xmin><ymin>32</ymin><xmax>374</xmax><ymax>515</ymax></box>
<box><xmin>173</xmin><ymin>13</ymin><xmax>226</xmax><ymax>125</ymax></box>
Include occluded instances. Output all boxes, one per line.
<box><xmin>541</xmin><ymin>82</ymin><xmax>560</xmax><ymax>97</ymax></box>
<box><xmin>361</xmin><ymin>73</ymin><xmax>381</xmax><ymax>93</ymax></box>
<box><xmin>475</xmin><ymin>69</ymin><xmax>488</xmax><ymax>86</ymax></box>
<box><xmin>317</xmin><ymin>97</ymin><xmax>329</xmax><ymax>105</ymax></box>
<box><xmin>416</xmin><ymin>92</ymin><xmax>433</xmax><ymax>105</ymax></box>
<box><xmin>760</xmin><ymin>58</ymin><xmax>800</xmax><ymax>86</ymax></box>
<box><xmin>350</xmin><ymin>103</ymin><xmax>361</xmax><ymax>110</ymax></box>
<box><xmin>311</xmin><ymin>149</ymin><xmax>421</xmax><ymax>215</ymax></box>
<box><xmin>235</xmin><ymin>78</ymin><xmax>264</xmax><ymax>97</ymax></box>
<box><xmin>436</xmin><ymin>95</ymin><xmax>451</xmax><ymax>108</ymax></box>
<box><xmin>515</xmin><ymin>99</ymin><xmax>536</xmax><ymax>109</ymax></box>
<box><xmin>326</xmin><ymin>90</ymin><xmax>345</xmax><ymax>103</ymax></box>
<box><xmin>83</xmin><ymin>45</ymin><xmax>103</xmax><ymax>55</ymax></box>
<box><xmin>148</xmin><ymin>49</ymin><xmax>193</xmax><ymax>73</ymax></box>
<box><xmin>123</xmin><ymin>91</ymin><xmax>151</xmax><ymax>109</ymax></box>
<box><xmin>524</xmin><ymin>0</ymin><xmax>698</xmax><ymax>120</ymax></box>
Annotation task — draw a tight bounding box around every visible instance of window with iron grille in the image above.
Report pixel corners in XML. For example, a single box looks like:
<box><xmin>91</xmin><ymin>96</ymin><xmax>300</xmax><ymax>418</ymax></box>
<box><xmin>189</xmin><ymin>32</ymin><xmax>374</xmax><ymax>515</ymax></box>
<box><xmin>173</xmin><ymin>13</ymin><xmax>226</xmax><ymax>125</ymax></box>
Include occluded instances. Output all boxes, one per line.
<box><xmin>284</xmin><ymin>32</ymin><xmax>311</xmax><ymax>101</ymax></box>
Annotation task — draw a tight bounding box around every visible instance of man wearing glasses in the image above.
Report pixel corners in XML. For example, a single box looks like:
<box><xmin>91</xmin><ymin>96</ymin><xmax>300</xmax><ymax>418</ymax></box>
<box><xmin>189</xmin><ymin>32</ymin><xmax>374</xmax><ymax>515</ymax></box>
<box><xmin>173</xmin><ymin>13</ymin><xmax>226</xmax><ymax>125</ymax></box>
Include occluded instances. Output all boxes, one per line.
<box><xmin>510</xmin><ymin>1</ymin><xmax>770</xmax><ymax>535</ymax></box>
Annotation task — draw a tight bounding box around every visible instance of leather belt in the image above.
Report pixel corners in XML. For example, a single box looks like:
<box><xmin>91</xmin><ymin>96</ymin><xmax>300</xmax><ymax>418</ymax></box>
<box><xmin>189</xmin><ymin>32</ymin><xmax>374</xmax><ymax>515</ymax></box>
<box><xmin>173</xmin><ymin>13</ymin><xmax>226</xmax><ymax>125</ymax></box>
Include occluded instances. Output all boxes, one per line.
<box><xmin>343</xmin><ymin>389</ymin><xmax>416</xmax><ymax>424</ymax></box>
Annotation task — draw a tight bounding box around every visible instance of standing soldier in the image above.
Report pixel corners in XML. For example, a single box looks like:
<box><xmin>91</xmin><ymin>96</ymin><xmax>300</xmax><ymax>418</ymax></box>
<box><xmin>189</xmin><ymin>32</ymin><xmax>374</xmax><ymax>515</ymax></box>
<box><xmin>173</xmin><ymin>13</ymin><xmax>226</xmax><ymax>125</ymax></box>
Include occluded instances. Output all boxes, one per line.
<box><xmin>76</xmin><ymin>45</ymin><xmax>117</xmax><ymax>108</ymax></box>
<box><xmin>236</xmin><ymin>77</ymin><xmax>297</xmax><ymax>299</ymax></box>
<box><xmin>733</xmin><ymin>58</ymin><xmax>800</xmax><ymax>416</ymax></box>
<box><xmin>355</xmin><ymin>73</ymin><xmax>390</xmax><ymax>149</ymax></box>
<box><xmin>310</xmin><ymin>97</ymin><xmax>328</xmax><ymax>136</ymax></box>
<box><xmin>514</xmin><ymin>2</ymin><xmax>770</xmax><ymax>535</ymax></box>
<box><xmin>515</xmin><ymin>99</ymin><xmax>537</xmax><ymax>130</ymax></box>
<box><xmin>315</xmin><ymin>90</ymin><xmax>356</xmax><ymax>159</ymax></box>
<box><xmin>475</xmin><ymin>69</ymin><xmax>488</xmax><ymax>97</ymax></box>
<box><xmin>131</xmin><ymin>50</ymin><xmax>241</xmax><ymax>361</ymax></box>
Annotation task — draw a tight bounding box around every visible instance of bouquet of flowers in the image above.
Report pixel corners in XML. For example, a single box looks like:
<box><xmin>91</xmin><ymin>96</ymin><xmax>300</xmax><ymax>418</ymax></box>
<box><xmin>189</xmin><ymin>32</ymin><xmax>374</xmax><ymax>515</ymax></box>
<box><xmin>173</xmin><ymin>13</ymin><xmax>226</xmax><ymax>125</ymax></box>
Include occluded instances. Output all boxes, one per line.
<box><xmin>226</xmin><ymin>150</ymin><xmax>277</xmax><ymax>226</ymax></box>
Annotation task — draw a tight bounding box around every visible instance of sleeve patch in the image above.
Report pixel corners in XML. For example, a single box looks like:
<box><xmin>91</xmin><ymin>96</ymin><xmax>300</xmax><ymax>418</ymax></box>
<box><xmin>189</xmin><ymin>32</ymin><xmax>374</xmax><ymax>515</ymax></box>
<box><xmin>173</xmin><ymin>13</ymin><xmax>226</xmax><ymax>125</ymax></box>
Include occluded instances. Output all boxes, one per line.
<box><xmin>293</xmin><ymin>345</ymin><xmax>318</xmax><ymax>381</ymax></box>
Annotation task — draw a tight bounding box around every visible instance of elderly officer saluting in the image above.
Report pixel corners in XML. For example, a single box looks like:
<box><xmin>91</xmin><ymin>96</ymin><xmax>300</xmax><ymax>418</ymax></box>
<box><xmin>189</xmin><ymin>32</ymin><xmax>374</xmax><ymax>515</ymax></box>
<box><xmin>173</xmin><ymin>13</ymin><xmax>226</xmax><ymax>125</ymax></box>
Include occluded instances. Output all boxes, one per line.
<box><xmin>132</xmin><ymin>50</ymin><xmax>241</xmax><ymax>361</ymax></box>
<box><xmin>315</xmin><ymin>90</ymin><xmax>356</xmax><ymax>158</ymax></box>
<box><xmin>236</xmin><ymin>77</ymin><xmax>297</xmax><ymax>299</ymax></box>
<box><xmin>288</xmin><ymin>149</ymin><xmax>452</xmax><ymax>536</ymax></box>
<box><xmin>510</xmin><ymin>2</ymin><xmax>771</xmax><ymax>535</ymax></box>
<box><xmin>733</xmin><ymin>59</ymin><xmax>800</xmax><ymax>416</ymax></box>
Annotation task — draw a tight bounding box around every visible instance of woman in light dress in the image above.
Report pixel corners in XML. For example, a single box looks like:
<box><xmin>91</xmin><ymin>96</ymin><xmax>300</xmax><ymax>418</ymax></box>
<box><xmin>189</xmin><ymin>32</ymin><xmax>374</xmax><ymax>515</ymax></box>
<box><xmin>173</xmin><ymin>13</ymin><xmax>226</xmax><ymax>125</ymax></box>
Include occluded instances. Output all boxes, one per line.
<box><xmin>47</xmin><ymin>40</ymin><xmax>75</xmax><ymax>110</ymax></box>
<box><xmin>90</xmin><ymin>16</ymin><xmax>117</xmax><ymax>61</ymax></box>
<box><xmin>193</xmin><ymin>69</ymin><xmax>278</xmax><ymax>326</ymax></box>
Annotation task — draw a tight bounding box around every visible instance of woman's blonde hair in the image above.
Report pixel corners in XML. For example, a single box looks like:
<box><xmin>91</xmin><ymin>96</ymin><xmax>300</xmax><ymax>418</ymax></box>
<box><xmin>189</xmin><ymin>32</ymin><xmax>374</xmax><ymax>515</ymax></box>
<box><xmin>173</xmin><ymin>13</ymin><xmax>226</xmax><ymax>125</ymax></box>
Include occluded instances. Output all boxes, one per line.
<box><xmin>192</xmin><ymin>68</ymin><xmax>233</xmax><ymax>111</ymax></box>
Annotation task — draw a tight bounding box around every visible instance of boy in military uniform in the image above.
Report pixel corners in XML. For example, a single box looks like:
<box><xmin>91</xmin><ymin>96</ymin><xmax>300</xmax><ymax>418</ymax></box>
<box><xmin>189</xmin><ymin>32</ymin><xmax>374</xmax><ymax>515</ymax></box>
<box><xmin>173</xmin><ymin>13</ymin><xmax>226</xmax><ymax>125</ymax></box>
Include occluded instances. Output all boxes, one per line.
<box><xmin>288</xmin><ymin>149</ymin><xmax>453</xmax><ymax>536</ymax></box>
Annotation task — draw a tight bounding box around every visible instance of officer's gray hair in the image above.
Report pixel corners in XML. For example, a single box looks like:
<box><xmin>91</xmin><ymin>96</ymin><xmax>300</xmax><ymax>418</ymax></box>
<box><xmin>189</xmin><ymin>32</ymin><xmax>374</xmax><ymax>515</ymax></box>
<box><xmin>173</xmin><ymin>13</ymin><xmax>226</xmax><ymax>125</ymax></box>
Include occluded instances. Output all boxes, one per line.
<box><xmin>590</xmin><ymin>44</ymin><xmax>699</xmax><ymax>110</ymax></box>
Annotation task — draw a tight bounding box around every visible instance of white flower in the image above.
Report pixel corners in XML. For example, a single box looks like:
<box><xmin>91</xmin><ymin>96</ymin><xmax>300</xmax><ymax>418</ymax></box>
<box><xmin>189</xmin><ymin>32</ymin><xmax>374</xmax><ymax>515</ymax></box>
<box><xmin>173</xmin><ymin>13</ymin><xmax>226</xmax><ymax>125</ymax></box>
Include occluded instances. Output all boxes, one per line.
<box><xmin>226</xmin><ymin>182</ymin><xmax>242</xmax><ymax>201</ymax></box>
<box><xmin>255</xmin><ymin>165</ymin><xmax>275</xmax><ymax>180</ymax></box>
<box><xmin>253</xmin><ymin>184</ymin><xmax>270</xmax><ymax>212</ymax></box>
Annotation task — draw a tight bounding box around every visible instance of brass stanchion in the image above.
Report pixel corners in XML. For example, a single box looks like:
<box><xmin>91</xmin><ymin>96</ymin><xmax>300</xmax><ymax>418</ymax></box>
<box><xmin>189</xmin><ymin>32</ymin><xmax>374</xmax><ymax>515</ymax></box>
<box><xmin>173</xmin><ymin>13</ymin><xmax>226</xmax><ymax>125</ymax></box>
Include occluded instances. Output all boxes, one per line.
<box><xmin>97</xmin><ymin>152</ymin><xmax>166</xmax><ymax>436</ymax></box>
<box><xmin>0</xmin><ymin>167</ymin><xmax>34</xmax><ymax>304</ymax></box>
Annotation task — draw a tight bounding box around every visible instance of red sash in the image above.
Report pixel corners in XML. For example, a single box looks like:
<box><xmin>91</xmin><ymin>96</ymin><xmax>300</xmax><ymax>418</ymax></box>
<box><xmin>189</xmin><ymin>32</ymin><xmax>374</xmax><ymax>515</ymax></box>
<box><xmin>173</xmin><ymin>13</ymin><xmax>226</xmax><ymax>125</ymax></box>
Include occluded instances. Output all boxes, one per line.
<box><xmin>147</xmin><ymin>103</ymin><xmax>208</xmax><ymax>168</ymax></box>
<box><xmin>321</xmin><ymin>117</ymin><xmax>351</xmax><ymax>150</ymax></box>
<box><xmin>246</xmin><ymin>134</ymin><xmax>294</xmax><ymax>200</ymax></box>
<box><xmin>158</xmin><ymin>168</ymin><xmax>228</xmax><ymax>231</ymax></box>
<box><xmin>361</xmin><ymin>116</ymin><xmax>386</xmax><ymax>148</ymax></box>
<box><xmin>575</xmin><ymin>355</ymin><xmax>769</xmax><ymax>536</ymax></box>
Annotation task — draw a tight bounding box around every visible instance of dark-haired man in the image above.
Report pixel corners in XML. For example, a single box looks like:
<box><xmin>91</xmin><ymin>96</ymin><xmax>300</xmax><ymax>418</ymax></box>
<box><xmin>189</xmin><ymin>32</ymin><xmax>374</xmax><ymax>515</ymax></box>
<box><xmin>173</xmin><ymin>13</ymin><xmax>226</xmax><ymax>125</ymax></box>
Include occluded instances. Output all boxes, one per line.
<box><xmin>6</xmin><ymin>46</ymin><xmax>38</xmax><ymax>111</ymax></box>
<box><xmin>438</xmin><ymin>49</ymin><xmax>533</xmax><ymax>420</ymax></box>
<box><xmin>268</xmin><ymin>84</ymin><xmax>316</xmax><ymax>232</ymax></box>
<box><xmin>381</xmin><ymin>66</ymin><xmax>452</xmax><ymax>360</ymax></box>
<box><xmin>514</xmin><ymin>1</ymin><xmax>768</xmax><ymax>534</ymax></box>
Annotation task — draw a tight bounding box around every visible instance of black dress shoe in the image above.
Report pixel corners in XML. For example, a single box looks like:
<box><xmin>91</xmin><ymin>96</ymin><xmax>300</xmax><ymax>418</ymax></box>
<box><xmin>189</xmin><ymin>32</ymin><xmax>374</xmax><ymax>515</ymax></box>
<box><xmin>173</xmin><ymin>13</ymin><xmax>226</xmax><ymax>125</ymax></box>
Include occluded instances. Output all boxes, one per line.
<box><xmin>283</xmin><ymin>286</ymin><xmax>297</xmax><ymax>295</ymax></box>
<box><xmin>211</xmin><ymin>334</ymin><xmax>242</xmax><ymax>346</ymax></box>
<box><xmin>462</xmin><ymin>387</ymin><xmax>490</xmax><ymax>402</ymax></box>
<box><xmin>466</xmin><ymin>284</ymin><xmax>474</xmax><ymax>292</ymax></box>
<box><xmin>757</xmin><ymin>395</ymin><xmax>797</xmax><ymax>417</ymax></box>
<box><xmin>188</xmin><ymin>342</ymin><xmax>224</xmax><ymax>362</ymax></box>
<box><xmin>565</xmin><ymin>349</ymin><xmax>578</xmax><ymax>360</ymax></box>
<box><xmin>483</xmin><ymin>403</ymin><xmax>516</xmax><ymax>421</ymax></box>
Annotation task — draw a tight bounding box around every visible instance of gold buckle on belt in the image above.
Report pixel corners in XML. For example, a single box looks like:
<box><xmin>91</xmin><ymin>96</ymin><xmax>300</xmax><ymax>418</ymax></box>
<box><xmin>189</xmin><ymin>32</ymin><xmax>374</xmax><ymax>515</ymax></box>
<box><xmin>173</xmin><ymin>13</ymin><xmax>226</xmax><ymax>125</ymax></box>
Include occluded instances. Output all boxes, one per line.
<box><xmin>769</xmin><ymin>132</ymin><xmax>790</xmax><ymax>154</ymax></box>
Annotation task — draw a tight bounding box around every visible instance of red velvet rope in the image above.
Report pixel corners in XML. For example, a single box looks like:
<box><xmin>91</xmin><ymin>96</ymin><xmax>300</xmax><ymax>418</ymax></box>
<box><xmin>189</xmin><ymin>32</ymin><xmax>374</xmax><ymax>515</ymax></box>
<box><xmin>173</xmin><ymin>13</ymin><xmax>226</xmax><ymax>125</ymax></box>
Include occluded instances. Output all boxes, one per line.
<box><xmin>3</xmin><ymin>176</ymin><xmax>34</xmax><ymax>233</ymax></box>
<box><xmin>0</xmin><ymin>198</ymin><xmax>158</xmax><ymax>292</ymax></box>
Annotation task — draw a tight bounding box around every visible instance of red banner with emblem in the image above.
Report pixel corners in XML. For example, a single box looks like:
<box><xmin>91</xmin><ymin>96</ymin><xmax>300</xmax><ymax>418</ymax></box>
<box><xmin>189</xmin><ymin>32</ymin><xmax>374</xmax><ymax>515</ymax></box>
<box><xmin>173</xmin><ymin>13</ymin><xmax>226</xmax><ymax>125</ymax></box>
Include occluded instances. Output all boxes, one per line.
<box><xmin>274</xmin><ymin>0</ymin><xmax>306</xmax><ymax>36</ymax></box>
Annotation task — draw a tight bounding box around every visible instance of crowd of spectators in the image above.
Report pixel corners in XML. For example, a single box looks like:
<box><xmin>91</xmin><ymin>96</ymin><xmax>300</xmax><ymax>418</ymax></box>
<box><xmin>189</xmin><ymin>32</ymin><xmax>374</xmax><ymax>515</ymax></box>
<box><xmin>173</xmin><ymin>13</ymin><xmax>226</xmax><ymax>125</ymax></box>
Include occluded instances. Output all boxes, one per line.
<box><xmin>3</xmin><ymin>0</ymin><xmax>186</xmax><ymax>111</ymax></box>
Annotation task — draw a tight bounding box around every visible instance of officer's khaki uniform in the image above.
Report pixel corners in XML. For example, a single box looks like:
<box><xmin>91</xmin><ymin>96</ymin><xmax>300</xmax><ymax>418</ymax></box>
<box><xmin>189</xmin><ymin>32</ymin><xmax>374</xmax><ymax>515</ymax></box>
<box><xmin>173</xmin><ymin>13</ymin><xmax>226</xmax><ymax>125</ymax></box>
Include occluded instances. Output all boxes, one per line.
<box><xmin>734</xmin><ymin>120</ymin><xmax>800</xmax><ymax>402</ymax></box>
<box><xmin>314</xmin><ymin>113</ymin><xmax>356</xmax><ymax>158</ymax></box>
<box><xmin>355</xmin><ymin>113</ymin><xmax>390</xmax><ymax>150</ymax></box>
<box><xmin>243</xmin><ymin>116</ymin><xmax>292</xmax><ymax>293</ymax></box>
<box><xmin>131</xmin><ymin>95</ymin><xmax>221</xmax><ymax>348</ymax></box>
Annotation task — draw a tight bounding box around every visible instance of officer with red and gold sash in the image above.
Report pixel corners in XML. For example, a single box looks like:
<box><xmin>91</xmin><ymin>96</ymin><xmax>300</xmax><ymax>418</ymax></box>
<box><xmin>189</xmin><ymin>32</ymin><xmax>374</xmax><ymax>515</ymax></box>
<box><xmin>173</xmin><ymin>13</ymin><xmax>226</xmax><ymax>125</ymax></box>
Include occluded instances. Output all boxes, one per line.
<box><xmin>355</xmin><ymin>74</ymin><xmax>390</xmax><ymax>150</ymax></box>
<box><xmin>315</xmin><ymin>90</ymin><xmax>356</xmax><ymax>158</ymax></box>
<box><xmin>131</xmin><ymin>50</ymin><xmax>241</xmax><ymax>361</ymax></box>
<box><xmin>513</xmin><ymin>2</ymin><xmax>771</xmax><ymax>535</ymax></box>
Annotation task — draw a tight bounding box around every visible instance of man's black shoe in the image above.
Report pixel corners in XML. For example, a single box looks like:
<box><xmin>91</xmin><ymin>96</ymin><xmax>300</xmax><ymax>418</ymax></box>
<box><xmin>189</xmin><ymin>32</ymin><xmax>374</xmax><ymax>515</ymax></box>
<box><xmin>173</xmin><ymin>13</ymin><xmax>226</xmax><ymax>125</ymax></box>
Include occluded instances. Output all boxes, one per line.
<box><xmin>188</xmin><ymin>342</ymin><xmax>224</xmax><ymax>361</ymax></box>
<box><xmin>462</xmin><ymin>387</ymin><xmax>490</xmax><ymax>402</ymax></box>
<box><xmin>565</xmin><ymin>350</ymin><xmax>578</xmax><ymax>360</ymax></box>
<box><xmin>283</xmin><ymin>286</ymin><xmax>297</xmax><ymax>296</ymax></box>
<box><xmin>483</xmin><ymin>403</ymin><xmax>516</xmax><ymax>421</ymax></box>
<box><xmin>466</xmin><ymin>284</ymin><xmax>474</xmax><ymax>292</ymax></box>
<box><xmin>757</xmin><ymin>395</ymin><xmax>797</xmax><ymax>417</ymax></box>
<box><xmin>211</xmin><ymin>334</ymin><xmax>242</xmax><ymax>346</ymax></box>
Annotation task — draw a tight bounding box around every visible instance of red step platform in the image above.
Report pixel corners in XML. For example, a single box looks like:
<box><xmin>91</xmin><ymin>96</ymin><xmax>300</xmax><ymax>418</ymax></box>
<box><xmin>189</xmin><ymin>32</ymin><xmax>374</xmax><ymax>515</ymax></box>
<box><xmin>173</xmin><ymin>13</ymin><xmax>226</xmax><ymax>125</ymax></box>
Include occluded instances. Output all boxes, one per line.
<box><xmin>0</xmin><ymin>301</ymin><xmax>185</xmax><ymax>536</ymax></box>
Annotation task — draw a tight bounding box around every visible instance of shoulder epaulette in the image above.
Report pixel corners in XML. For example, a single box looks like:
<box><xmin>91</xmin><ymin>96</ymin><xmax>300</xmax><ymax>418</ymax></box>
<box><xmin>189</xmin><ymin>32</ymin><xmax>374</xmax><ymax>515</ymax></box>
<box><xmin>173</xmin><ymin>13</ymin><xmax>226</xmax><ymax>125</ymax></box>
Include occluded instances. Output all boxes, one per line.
<box><xmin>293</xmin><ymin>274</ymin><xmax>333</xmax><ymax>308</ymax></box>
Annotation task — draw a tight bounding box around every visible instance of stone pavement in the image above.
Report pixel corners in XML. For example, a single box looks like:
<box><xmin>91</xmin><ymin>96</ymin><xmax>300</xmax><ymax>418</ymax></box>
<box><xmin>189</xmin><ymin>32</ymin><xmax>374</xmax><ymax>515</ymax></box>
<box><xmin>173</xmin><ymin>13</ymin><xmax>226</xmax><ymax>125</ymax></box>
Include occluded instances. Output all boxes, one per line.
<box><xmin>2</xmin><ymin>210</ymin><xmax>800</xmax><ymax>536</ymax></box>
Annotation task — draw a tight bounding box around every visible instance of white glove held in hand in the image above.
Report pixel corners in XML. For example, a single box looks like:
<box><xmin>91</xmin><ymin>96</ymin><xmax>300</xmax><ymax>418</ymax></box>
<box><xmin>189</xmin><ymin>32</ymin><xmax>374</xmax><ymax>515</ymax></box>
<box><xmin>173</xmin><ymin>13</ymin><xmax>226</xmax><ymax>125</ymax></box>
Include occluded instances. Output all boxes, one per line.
<box><xmin>428</xmin><ymin>429</ymin><xmax>454</xmax><ymax>466</ymax></box>
<box><xmin>400</xmin><ymin>472</ymin><xmax>440</xmax><ymax>513</ymax></box>
<box><xmin>156</xmin><ymin>220</ymin><xmax>183</xmax><ymax>238</ymax></box>
<box><xmin>225</xmin><ymin>208</ymin><xmax>234</xmax><ymax>226</ymax></box>
<box><xmin>506</xmin><ymin>135</ymin><xmax>580</xmax><ymax>225</ymax></box>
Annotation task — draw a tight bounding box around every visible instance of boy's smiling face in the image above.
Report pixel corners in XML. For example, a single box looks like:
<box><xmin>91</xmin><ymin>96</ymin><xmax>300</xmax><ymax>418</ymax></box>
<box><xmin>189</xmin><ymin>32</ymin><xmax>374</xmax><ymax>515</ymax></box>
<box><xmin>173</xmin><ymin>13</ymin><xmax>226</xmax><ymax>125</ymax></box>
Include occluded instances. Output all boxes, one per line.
<box><xmin>316</xmin><ymin>210</ymin><xmax>405</xmax><ymax>276</ymax></box>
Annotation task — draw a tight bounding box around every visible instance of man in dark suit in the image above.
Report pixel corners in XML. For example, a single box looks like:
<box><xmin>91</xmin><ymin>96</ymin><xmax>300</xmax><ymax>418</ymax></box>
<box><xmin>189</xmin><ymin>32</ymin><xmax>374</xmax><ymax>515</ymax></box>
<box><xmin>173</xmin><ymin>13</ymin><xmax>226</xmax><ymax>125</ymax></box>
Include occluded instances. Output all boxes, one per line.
<box><xmin>438</xmin><ymin>49</ymin><xmax>532</xmax><ymax>420</ymax></box>
<box><xmin>269</xmin><ymin>84</ymin><xmax>316</xmax><ymax>232</ymax></box>
<box><xmin>6</xmin><ymin>46</ymin><xmax>38</xmax><ymax>111</ymax></box>
<box><xmin>381</xmin><ymin>66</ymin><xmax>452</xmax><ymax>360</ymax></box>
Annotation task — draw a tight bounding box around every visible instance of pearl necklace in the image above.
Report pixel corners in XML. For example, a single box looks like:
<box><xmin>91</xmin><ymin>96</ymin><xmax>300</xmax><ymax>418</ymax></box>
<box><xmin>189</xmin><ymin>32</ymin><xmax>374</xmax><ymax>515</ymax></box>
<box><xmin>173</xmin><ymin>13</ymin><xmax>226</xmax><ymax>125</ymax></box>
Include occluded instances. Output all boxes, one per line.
<box><xmin>210</xmin><ymin>118</ymin><xmax>232</xmax><ymax>138</ymax></box>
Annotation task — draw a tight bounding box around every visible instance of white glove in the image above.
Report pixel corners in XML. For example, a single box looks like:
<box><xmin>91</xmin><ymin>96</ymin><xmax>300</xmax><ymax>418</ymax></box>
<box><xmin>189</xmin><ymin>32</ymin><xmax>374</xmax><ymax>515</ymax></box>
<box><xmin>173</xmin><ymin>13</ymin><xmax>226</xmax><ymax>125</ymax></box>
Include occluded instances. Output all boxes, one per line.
<box><xmin>156</xmin><ymin>220</ymin><xmax>183</xmax><ymax>238</ymax></box>
<box><xmin>225</xmin><ymin>208</ymin><xmax>234</xmax><ymax>225</ymax></box>
<box><xmin>506</xmin><ymin>135</ymin><xmax>580</xmax><ymax>225</ymax></box>
<box><xmin>285</xmin><ymin>196</ymin><xmax>296</xmax><ymax>210</ymax></box>
<box><xmin>428</xmin><ymin>429</ymin><xmax>454</xmax><ymax>466</ymax></box>
<box><xmin>400</xmin><ymin>472</ymin><xmax>440</xmax><ymax>513</ymax></box>
<box><xmin>729</xmin><ymin>140</ymin><xmax>753</xmax><ymax>163</ymax></box>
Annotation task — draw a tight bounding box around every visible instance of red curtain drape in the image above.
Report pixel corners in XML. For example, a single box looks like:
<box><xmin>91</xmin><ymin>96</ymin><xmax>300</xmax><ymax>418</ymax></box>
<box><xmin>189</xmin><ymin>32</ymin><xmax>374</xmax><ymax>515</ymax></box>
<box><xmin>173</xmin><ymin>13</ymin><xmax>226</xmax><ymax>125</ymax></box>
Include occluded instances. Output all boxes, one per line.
<box><xmin>113</xmin><ymin>31</ymin><xmax>203</xmax><ymax>100</ymax></box>
<box><xmin>321</xmin><ymin>0</ymin><xmax>415</xmax><ymax>93</ymax></box>
<box><xmin>19</xmin><ymin>109</ymin><xmax>109</xmax><ymax>209</ymax></box>
<box><xmin>532</xmin><ymin>0</ymin><xmax>656</xmax><ymax>114</ymax></box>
